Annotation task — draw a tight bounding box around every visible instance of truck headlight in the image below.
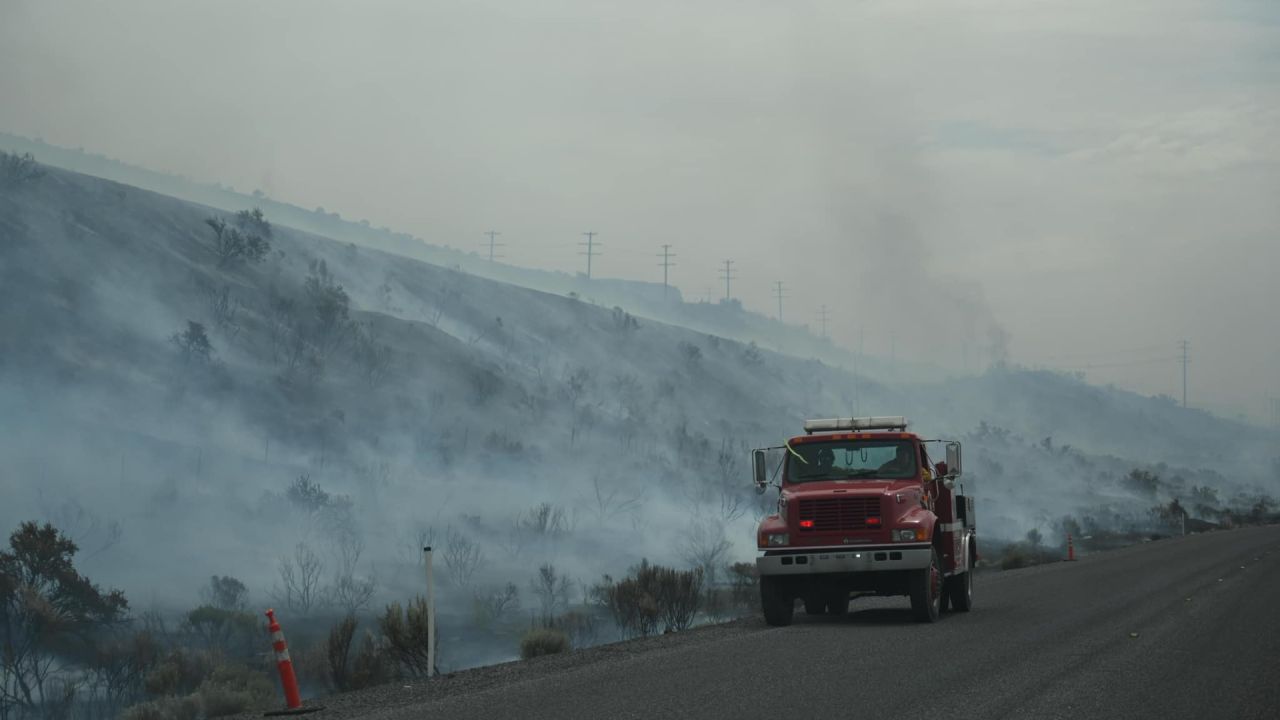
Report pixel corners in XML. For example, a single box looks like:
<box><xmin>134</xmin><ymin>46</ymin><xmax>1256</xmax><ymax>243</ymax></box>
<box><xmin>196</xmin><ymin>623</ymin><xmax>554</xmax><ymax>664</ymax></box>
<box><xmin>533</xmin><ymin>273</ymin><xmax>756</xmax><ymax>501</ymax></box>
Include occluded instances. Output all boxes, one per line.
<box><xmin>766</xmin><ymin>533</ymin><xmax>789</xmax><ymax>547</ymax></box>
<box><xmin>893</xmin><ymin>529</ymin><xmax>927</xmax><ymax>542</ymax></box>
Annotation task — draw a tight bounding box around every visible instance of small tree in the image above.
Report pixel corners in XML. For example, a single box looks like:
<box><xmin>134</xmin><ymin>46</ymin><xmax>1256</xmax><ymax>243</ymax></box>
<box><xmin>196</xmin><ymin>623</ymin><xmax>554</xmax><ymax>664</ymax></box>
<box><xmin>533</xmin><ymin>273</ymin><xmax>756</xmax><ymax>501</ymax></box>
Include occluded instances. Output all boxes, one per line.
<box><xmin>233</xmin><ymin>207</ymin><xmax>272</xmax><ymax>239</ymax></box>
<box><xmin>201</xmin><ymin>576</ymin><xmax>248</xmax><ymax>612</ymax></box>
<box><xmin>171</xmin><ymin>321</ymin><xmax>214</xmax><ymax>365</ymax></box>
<box><xmin>204</xmin><ymin>217</ymin><xmax>270</xmax><ymax>268</ymax></box>
<box><xmin>0</xmin><ymin>522</ymin><xmax>129</xmax><ymax>714</ymax></box>
<box><xmin>0</xmin><ymin>151</ymin><xmax>44</xmax><ymax>187</ymax></box>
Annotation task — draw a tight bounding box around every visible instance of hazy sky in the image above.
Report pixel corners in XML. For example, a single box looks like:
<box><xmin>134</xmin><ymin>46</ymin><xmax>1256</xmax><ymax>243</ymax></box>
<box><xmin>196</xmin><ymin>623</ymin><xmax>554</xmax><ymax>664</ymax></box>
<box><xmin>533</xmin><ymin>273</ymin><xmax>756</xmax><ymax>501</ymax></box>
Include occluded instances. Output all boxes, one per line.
<box><xmin>2</xmin><ymin>0</ymin><xmax>1278</xmax><ymax>420</ymax></box>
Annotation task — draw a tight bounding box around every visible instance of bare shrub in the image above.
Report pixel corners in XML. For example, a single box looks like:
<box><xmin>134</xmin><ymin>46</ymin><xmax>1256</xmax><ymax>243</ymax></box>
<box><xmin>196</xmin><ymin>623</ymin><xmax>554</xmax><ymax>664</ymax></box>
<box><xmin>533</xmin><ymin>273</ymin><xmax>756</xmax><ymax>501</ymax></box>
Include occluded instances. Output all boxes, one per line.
<box><xmin>529</xmin><ymin>564</ymin><xmax>573</xmax><ymax>620</ymax></box>
<box><xmin>442</xmin><ymin>527</ymin><xmax>485</xmax><ymax>588</ymax></box>
<box><xmin>680</xmin><ymin>521</ymin><xmax>732</xmax><ymax>587</ymax></box>
<box><xmin>199</xmin><ymin>281</ymin><xmax>242</xmax><ymax>341</ymax></box>
<box><xmin>379</xmin><ymin>598</ymin><xmax>433</xmax><ymax>678</ymax></box>
<box><xmin>516</xmin><ymin>503</ymin><xmax>567</xmax><ymax>537</ymax></box>
<box><xmin>726</xmin><ymin>562</ymin><xmax>759</xmax><ymax>610</ymax></box>
<box><xmin>328</xmin><ymin>534</ymin><xmax>376</xmax><ymax>614</ymax></box>
<box><xmin>471</xmin><ymin>583</ymin><xmax>519</xmax><ymax>629</ymax></box>
<box><xmin>275</xmin><ymin>543</ymin><xmax>325</xmax><ymax>614</ymax></box>
<box><xmin>519</xmin><ymin>628</ymin><xmax>569</xmax><ymax>660</ymax></box>
<box><xmin>587</xmin><ymin>475</ymin><xmax>645</xmax><ymax>524</ymax></box>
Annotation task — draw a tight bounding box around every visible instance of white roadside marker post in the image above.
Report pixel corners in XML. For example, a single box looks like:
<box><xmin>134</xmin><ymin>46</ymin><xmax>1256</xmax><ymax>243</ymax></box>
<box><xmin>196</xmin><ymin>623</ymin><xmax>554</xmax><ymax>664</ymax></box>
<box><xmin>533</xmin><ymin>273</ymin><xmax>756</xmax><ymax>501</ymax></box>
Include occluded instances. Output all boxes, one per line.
<box><xmin>424</xmin><ymin>546</ymin><xmax>435</xmax><ymax>678</ymax></box>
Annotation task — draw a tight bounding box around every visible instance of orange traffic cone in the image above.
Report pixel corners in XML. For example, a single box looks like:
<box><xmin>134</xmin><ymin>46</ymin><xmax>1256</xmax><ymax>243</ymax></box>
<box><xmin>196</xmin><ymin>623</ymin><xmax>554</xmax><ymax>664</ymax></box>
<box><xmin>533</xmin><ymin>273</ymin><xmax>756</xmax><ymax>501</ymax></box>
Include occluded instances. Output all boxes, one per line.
<box><xmin>264</xmin><ymin>609</ymin><xmax>323</xmax><ymax>716</ymax></box>
<box><xmin>1067</xmin><ymin>533</ymin><xmax>1077</xmax><ymax>561</ymax></box>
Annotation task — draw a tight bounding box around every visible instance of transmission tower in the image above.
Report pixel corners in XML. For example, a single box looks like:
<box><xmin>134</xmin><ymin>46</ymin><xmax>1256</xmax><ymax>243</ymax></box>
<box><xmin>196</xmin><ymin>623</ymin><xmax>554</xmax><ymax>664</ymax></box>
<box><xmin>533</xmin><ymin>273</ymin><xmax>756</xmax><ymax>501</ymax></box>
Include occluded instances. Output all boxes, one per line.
<box><xmin>579</xmin><ymin>232</ymin><xmax>601</xmax><ymax>279</ymax></box>
<box><xmin>658</xmin><ymin>244</ymin><xmax>677</xmax><ymax>298</ymax></box>
<box><xmin>718</xmin><ymin>259</ymin><xmax>737</xmax><ymax>301</ymax></box>
<box><xmin>816</xmin><ymin>305</ymin><xmax>830</xmax><ymax>338</ymax></box>
<box><xmin>1179</xmin><ymin>340</ymin><xmax>1190</xmax><ymax>407</ymax></box>
<box><xmin>773</xmin><ymin>281</ymin><xmax>787</xmax><ymax>321</ymax></box>
<box><xmin>481</xmin><ymin>230</ymin><xmax>503</xmax><ymax>263</ymax></box>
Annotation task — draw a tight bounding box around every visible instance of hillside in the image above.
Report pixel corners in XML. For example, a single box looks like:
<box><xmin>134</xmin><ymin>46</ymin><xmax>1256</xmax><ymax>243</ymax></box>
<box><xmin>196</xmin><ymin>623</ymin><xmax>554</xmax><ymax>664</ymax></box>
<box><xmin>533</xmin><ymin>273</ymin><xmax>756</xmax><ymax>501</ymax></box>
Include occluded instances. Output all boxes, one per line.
<box><xmin>2</xmin><ymin>158</ymin><xmax>1277</xmax><ymax>673</ymax></box>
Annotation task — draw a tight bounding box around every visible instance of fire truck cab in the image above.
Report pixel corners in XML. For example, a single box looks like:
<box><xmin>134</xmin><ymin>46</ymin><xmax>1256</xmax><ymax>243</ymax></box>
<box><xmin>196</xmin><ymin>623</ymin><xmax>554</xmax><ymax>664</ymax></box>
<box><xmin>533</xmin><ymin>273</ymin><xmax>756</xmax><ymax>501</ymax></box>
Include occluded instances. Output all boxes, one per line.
<box><xmin>753</xmin><ymin>416</ymin><xmax>975</xmax><ymax>625</ymax></box>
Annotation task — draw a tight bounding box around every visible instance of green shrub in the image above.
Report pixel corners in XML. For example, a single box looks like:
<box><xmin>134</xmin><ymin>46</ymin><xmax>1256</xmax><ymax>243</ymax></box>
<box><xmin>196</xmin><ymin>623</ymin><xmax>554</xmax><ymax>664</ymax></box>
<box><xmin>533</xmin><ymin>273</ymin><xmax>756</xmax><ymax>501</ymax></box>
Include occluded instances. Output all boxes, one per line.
<box><xmin>596</xmin><ymin>560</ymin><xmax>702</xmax><ymax>637</ymax></box>
<box><xmin>380</xmin><ymin>597</ymin><xmax>433</xmax><ymax>677</ymax></box>
<box><xmin>120</xmin><ymin>695</ymin><xmax>201</xmax><ymax>720</ymax></box>
<box><xmin>1000</xmin><ymin>545</ymin><xmax>1031</xmax><ymax>570</ymax></box>
<box><xmin>197</xmin><ymin>662</ymin><xmax>274</xmax><ymax>717</ymax></box>
<box><xmin>520</xmin><ymin>628</ymin><xmax>569</xmax><ymax>660</ymax></box>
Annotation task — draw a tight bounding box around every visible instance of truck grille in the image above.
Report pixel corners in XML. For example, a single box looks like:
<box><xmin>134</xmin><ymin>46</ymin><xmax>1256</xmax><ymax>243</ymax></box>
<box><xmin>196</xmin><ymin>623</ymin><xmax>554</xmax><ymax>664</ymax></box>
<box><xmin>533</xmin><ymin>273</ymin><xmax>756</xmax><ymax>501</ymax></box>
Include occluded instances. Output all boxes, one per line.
<box><xmin>798</xmin><ymin>497</ymin><xmax>880</xmax><ymax>531</ymax></box>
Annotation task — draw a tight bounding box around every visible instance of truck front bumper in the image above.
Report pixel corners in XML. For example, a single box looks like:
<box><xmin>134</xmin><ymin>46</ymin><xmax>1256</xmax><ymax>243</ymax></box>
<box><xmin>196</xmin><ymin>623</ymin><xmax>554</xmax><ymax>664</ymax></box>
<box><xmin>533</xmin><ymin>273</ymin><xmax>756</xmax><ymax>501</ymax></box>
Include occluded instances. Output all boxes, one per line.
<box><xmin>757</xmin><ymin>544</ymin><xmax>931</xmax><ymax>576</ymax></box>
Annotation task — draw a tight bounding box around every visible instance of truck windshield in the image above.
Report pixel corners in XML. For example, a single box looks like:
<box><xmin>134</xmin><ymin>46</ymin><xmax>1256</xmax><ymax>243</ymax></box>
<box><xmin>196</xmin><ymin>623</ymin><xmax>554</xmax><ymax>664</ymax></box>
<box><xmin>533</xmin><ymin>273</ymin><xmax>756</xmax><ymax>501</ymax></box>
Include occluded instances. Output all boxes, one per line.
<box><xmin>786</xmin><ymin>439</ymin><xmax>918</xmax><ymax>482</ymax></box>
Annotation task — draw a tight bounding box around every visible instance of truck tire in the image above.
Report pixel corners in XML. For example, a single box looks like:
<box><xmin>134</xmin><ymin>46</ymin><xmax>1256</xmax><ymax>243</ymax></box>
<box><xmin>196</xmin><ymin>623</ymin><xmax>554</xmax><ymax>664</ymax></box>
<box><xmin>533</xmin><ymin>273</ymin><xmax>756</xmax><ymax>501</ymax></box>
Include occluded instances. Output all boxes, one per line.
<box><xmin>826</xmin><ymin>591</ymin><xmax>849</xmax><ymax>616</ymax></box>
<box><xmin>947</xmin><ymin>568</ymin><xmax>973</xmax><ymax>612</ymax></box>
<box><xmin>803</xmin><ymin>595</ymin><xmax>825</xmax><ymax>615</ymax></box>
<box><xmin>909</xmin><ymin>547</ymin><xmax>942</xmax><ymax>623</ymax></box>
<box><xmin>761</xmin><ymin>576</ymin><xmax>794</xmax><ymax>626</ymax></box>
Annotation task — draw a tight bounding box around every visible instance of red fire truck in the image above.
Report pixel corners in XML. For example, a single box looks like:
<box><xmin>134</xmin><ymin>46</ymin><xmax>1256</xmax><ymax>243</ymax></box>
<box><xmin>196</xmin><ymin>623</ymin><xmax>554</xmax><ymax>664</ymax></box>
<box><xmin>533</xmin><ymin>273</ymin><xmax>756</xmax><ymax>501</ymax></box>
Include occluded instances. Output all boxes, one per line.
<box><xmin>752</xmin><ymin>416</ymin><xmax>975</xmax><ymax>625</ymax></box>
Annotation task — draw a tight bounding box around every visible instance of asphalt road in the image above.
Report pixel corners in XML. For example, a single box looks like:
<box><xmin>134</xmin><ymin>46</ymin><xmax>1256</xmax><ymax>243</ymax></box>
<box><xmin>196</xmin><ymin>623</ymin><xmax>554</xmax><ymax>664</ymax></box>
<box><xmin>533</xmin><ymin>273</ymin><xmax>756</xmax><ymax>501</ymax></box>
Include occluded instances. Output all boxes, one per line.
<box><xmin>348</xmin><ymin>526</ymin><xmax>1280</xmax><ymax>720</ymax></box>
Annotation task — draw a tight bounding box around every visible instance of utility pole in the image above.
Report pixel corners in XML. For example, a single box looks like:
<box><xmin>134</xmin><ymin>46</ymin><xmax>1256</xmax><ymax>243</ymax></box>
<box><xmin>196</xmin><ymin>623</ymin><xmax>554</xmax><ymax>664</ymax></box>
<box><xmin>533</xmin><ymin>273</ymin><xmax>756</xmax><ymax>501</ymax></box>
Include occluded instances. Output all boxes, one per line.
<box><xmin>658</xmin><ymin>244</ymin><xmax>676</xmax><ymax>298</ymax></box>
<box><xmin>773</xmin><ymin>281</ymin><xmax>787</xmax><ymax>321</ymax></box>
<box><xmin>482</xmin><ymin>230</ymin><xmax>503</xmax><ymax>263</ymax></box>
<box><xmin>1179</xmin><ymin>340</ymin><xmax>1190</xmax><ymax>408</ymax></box>
<box><xmin>816</xmin><ymin>305</ymin><xmax>830</xmax><ymax>339</ymax></box>
<box><xmin>579</xmin><ymin>232</ymin><xmax>600</xmax><ymax>279</ymax></box>
<box><xmin>718</xmin><ymin>259</ymin><xmax>737</xmax><ymax>301</ymax></box>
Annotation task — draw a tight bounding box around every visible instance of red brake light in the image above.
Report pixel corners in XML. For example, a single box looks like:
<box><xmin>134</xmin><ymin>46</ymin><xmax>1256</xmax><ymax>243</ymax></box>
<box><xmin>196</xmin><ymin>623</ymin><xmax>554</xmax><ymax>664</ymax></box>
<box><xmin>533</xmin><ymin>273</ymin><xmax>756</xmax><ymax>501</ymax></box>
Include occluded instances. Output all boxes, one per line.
<box><xmin>799</xmin><ymin>520</ymin><xmax>815</xmax><ymax>529</ymax></box>
<box><xmin>866</xmin><ymin>517</ymin><xmax>882</xmax><ymax>526</ymax></box>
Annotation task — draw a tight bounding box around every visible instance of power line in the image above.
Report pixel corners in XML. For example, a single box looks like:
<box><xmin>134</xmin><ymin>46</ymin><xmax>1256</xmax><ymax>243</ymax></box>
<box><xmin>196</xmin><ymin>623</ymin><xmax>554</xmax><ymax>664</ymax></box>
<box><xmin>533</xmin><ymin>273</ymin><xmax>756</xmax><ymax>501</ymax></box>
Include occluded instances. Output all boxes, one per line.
<box><xmin>1036</xmin><ymin>356</ymin><xmax>1182</xmax><ymax>371</ymax></box>
<box><xmin>578</xmin><ymin>231</ymin><xmax>601</xmax><ymax>279</ymax></box>
<box><xmin>1179</xmin><ymin>340</ymin><xmax>1190</xmax><ymax>408</ymax></box>
<box><xmin>481</xmin><ymin>230</ymin><xmax>504</xmax><ymax>263</ymax></box>
<box><xmin>657</xmin><ymin>244</ymin><xmax>676</xmax><ymax>298</ymax></box>
<box><xmin>816</xmin><ymin>305</ymin><xmax>830</xmax><ymax>339</ymax></box>
<box><xmin>718</xmin><ymin>259</ymin><xmax>737</xmax><ymax>301</ymax></box>
<box><xmin>773</xmin><ymin>281</ymin><xmax>787</xmax><ymax>321</ymax></box>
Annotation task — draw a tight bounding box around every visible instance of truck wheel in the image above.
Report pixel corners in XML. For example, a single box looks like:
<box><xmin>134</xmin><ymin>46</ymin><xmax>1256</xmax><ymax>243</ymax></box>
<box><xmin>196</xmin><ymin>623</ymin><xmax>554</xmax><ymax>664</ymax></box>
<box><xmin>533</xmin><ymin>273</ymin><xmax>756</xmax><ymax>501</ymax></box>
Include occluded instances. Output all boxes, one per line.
<box><xmin>909</xmin><ymin>547</ymin><xmax>942</xmax><ymax>623</ymax></box>
<box><xmin>826</xmin><ymin>591</ymin><xmax>849</xmax><ymax>616</ymax></box>
<box><xmin>803</xmin><ymin>595</ymin><xmax>825</xmax><ymax>615</ymax></box>
<box><xmin>947</xmin><ymin>568</ymin><xmax>973</xmax><ymax>612</ymax></box>
<box><xmin>761</xmin><ymin>576</ymin><xmax>794</xmax><ymax>626</ymax></box>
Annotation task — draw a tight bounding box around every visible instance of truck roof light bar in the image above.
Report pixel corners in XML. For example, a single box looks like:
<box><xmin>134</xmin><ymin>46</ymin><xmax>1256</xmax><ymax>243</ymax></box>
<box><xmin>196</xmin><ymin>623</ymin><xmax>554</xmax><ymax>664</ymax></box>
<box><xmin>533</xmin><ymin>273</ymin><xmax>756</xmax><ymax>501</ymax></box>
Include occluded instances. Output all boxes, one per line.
<box><xmin>803</xmin><ymin>416</ymin><xmax>909</xmax><ymax>433</ymax></box>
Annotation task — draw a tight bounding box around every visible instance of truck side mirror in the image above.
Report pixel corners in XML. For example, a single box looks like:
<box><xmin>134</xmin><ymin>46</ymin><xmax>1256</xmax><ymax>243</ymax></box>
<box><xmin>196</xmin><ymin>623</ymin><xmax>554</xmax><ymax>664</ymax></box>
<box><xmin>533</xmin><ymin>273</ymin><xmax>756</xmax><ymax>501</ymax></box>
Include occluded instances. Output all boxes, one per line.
<box><xmin>752</xmin><ymin>449</ymin><xmax>768</xmax><ymax>493</ymax></box>
<box><xmin>945</xmin><ymin>442</ymin><xmax>962</xmax><ymax>478</ymax></box>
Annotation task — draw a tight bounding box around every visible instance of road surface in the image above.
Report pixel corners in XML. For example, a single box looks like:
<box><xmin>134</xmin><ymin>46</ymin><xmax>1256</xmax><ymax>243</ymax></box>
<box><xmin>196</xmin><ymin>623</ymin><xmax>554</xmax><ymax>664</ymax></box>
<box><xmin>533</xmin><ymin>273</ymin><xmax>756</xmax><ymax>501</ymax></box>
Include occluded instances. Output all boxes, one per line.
<box><xmin>322</xmin><ymin>526</ymin><xmax>1280</xmax><ymax>720</ymax></box>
